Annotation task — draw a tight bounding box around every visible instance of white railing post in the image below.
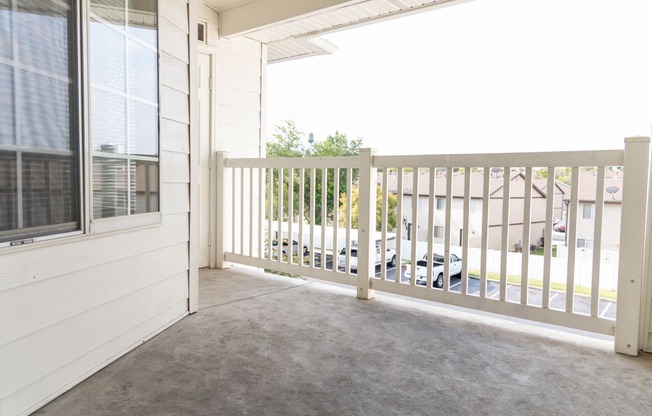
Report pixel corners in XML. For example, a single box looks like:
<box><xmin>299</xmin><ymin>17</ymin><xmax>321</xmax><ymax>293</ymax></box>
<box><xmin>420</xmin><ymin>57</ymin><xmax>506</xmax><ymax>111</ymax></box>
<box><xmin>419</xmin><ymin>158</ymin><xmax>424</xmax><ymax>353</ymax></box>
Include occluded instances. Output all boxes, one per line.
<box><xmin>357</xmin><ymin>148</ymin><xmax>377</xmax><ymax>300</ymax></box>
<box><xmin>615</xmin><ymin>137</ymin><xmax>651</xmax><ymax>355</ymax></box>
<box><xmin>215</xmin><ymin>151</ymin><xmax>231</xmax><ymax>269</ymax></box>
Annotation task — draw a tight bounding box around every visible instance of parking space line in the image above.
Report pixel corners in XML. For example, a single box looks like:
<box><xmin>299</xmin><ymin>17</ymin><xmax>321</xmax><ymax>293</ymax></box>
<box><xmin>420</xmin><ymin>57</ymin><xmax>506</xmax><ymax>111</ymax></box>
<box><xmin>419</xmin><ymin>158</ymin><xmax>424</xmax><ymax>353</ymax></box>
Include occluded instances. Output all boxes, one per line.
<box><xmin>599</xmin><ymin>301</ymin><xmax>613</xmax><ymax>318</ymax></box>
<box><xmin>450</xmin><ymin>281</ymin><xmax>461</xmax><ymax>290</ymax></box>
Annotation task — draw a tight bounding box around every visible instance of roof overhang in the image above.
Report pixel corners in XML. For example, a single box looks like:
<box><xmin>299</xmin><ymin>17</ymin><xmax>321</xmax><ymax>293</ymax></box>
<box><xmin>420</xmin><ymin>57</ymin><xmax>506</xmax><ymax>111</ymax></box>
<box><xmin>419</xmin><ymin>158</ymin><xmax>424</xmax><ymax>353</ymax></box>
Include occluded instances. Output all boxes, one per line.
<box><xmin>205</xmin><ymin>0</ymin><xmax>472</xmax><ymax>63</ymax></box>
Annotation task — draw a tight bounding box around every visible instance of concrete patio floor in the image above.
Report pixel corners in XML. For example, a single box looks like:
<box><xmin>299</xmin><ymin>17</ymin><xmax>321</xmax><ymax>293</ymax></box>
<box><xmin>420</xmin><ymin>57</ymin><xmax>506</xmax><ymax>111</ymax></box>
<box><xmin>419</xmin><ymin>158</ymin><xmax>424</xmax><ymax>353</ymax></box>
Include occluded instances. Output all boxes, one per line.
<box><xmin>35</xmin><ymin>267</ymin><xmax>652</xmax><ymax>415</ymax></box>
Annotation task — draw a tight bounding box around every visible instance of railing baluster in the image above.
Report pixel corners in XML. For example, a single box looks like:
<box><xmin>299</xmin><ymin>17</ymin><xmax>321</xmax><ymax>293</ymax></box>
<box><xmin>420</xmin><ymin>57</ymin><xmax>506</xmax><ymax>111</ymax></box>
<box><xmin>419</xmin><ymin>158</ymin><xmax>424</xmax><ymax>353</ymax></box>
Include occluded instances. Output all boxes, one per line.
<box><xmin>521</xmin><ymin>166</ymin><xmax>533</xmax><ymax>305</ymax></box>
<box><xmin>249</xmin><ymin>167</ymin><xmax>253</xmax><ymax>256</ymax></box>
<box><xmin>277</xmin><ymin>168</ymin><xmax>284</xmax><ymax>262</ymax></box>
<box><xmin>444</xmin><ymin>167</ymin><xmax>453</xmax><ymax>291</ymax></box>
<box><xmin>480</xmin><ymin>167</ymin><xmax>490</xmax><ymax>299</ymax></box>
<box><xmin>462</xmin><ymin>167</ymin><xmax>471</xmax><ymax>295</ymax></box>
<box><xmin>410</xmin><ymin>168</ymin><xmax>419</xmax><ymax>286</ymax></box>
<box><xmin>380</xmin><ymin>169</ymin><xmax>388</xmax><ymax>280</ymax></box>
<box><xmin>426</xmin><ymin>167</ymin><xmax>435</xmax><ymax>289</ymax></box>
<box><xmin>299</xmin><ymin>168</ymin><xmax>305</xmax><ymax>266</ymax></box>
<box><xmin>259</xmin><ymin>167</ymin><xmax>264</xmax><ymax>258</ymax></box>
<box><xmin>310</xmin><ymin>168</ymin><xmax>316</xmax><ymax>268</ymax></box>
<box><xmin>396</xmin><ymin>168</ymin><xmax>404</xmax><ymax>283</ymax></box>
<box><xmin>232</xmin><ymin>166</ymin><xmax>237</xmax><ymax>254</ymax></box>
<box><xmin>321</xmin><ymin>168</ymin><xmax>327</xmax><ymax>271</ymax></box>
<box><xmin>333</xmin><ymin>167</ymin><xmax>340</xmax><ymax>273</ymax></box>
<box><xmin>591</xmin><ymin>166</ymin><xmax>606</xmax><ymax>317</ymax></box>
<box><xmin>288</xmin><ymin>168</ymin><xmax>294</xmax><ymax>265</ymax></box>
<box><xmin>566</xmin><ymin>166</ymin><xmax>580</xmax><ymax>312</ymax></box>
<box><xmin>240</xmin><ymin>167</ymin><xmax>245</xmax><ymax>255</ymax></box>
<box><xmin>267</xmin><ymin>168</ymin><xmax>273</xmax><ymax>260</ymax></box>
<box><xmin>500</xmin><ymin>167</ymin><xmax>511</xmax><ymax>301</ymax></box>
<box><xmin>346</xmin><ymin>167</ymin><xmax>352</xmax><ymax>273</ymax></box>
<box><xmin>542</xmin><ymin>167</ymin><xmax>555</xmax><ymax>308</ymax></box>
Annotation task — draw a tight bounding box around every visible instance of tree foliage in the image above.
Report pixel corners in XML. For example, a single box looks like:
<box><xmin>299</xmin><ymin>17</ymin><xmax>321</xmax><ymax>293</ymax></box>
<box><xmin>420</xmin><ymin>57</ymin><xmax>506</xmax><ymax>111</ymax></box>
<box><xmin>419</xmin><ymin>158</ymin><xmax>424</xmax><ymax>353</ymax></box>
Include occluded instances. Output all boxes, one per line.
<box><xmin>266</xmin><ymin>121</ymin><xmax>362</xmax><ymax>225</ymax></box>
<box><xmin>338</xmin><ymin>186</ymin><xmax>398</xmax><ymax>232</ymax></box>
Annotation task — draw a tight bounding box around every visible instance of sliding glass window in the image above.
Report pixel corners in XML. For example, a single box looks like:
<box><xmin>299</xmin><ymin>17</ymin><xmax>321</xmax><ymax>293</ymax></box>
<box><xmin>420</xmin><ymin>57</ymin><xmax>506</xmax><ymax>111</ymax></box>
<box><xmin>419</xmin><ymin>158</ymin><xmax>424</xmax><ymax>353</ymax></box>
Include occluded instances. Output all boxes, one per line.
<box><xmin>89</xmin><ymin>0</ymin><xmax>159</xmax><ymax>220</ymax></box>
<box><xmin>0</xmin><ymin>0</ymin><xmax>79</xmax><ymax>244</ymax></box>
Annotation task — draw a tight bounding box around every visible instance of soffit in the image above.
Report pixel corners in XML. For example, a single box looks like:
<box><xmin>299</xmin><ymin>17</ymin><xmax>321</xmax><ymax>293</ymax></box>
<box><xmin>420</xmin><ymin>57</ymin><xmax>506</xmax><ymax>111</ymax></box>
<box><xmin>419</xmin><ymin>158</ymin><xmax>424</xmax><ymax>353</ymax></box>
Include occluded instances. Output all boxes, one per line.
<box><xmin>205</xmin><ymin>0</ymin><xmax>467</xmax><ymax>63</ymax></box>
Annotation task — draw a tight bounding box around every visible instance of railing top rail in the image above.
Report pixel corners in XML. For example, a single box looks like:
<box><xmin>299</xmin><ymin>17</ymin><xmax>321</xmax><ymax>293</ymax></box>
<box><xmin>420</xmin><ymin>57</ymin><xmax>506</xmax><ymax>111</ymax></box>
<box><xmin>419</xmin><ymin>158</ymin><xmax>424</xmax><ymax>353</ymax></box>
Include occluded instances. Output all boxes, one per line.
<box><xmin>225</xmin><ymin>156</ymin><xmax>360</xmax><ymax>169</ymax></box>
<box><xmin>373</xmin><ymin>149</ymin><xmax>624</xmax><ymax>168</ymax></box>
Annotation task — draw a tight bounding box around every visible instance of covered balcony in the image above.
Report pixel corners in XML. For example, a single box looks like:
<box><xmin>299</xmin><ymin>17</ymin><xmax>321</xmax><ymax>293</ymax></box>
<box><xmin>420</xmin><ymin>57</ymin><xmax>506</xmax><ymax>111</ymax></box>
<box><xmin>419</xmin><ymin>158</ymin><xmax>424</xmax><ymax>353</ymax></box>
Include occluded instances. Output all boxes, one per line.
<box><xmin>35</xmin><ymin>139</ymin><xmax>652</xmax><ymax>415</ymax></box>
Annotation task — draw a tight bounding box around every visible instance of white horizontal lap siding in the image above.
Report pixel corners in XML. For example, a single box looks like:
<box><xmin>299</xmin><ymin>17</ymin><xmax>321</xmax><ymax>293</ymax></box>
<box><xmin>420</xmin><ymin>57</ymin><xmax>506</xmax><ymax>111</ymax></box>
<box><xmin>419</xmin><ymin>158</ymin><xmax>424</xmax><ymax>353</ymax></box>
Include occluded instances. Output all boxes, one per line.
<box><xmin>216</xmin><ymin>37</ymin><xmax>263</xmax><ymax>156</ymax></box>
<box><xmin>0</xmin><ymin>1</ymin><xmax>193</xmax><ymax>415</ymax></box>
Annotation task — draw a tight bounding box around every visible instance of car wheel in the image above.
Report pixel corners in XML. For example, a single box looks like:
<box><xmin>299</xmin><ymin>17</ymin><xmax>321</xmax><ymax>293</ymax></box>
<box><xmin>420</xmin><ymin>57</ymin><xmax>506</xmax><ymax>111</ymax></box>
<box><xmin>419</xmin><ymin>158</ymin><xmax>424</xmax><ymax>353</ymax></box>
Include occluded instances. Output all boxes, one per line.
<box><xmin>434</xmin><ymin>273</ymin><xmax>444</xmax><ymax>288</ymax></box>
<box><xmin>389</xmin><ymin>255</ymin><xmax>396</xmax><ymax>267</ymax></box>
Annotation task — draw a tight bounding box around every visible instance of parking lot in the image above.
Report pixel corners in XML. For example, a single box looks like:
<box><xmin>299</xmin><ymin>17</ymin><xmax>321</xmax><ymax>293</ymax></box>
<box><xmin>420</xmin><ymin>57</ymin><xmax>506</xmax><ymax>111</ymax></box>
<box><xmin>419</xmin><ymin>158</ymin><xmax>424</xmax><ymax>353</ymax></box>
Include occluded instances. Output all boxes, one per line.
<box><xmin>314</xmin><ymin>252</ymin><xmax>616</xmax><ymax>320</ymax></box>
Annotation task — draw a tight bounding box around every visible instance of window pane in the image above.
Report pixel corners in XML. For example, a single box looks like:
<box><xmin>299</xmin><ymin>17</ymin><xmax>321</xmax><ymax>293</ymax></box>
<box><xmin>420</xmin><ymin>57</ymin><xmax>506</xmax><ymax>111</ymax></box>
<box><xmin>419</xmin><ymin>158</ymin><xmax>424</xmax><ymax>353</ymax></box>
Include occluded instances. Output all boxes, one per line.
<box><xmin>128</xmin><ymin>39</ymin><xmax>157</xmax><ymax>102</ymax></box>
<box><xmin>0</xmin><ymin>1</ymin><xmax>12</xmax><ymax>60</ymax></box>
<box><xmin>22</xmin><ymin>153</ymin><xmax>78</xmax><ymax>228</ymax></box>
<box><xmin>93</xmin><ymin>157</ymin><xmax>129</xmax><ymax>219</ymax></box>
<box><xmin>132</xmin><ymin>160</ymin><xmax>158</xmax><ymax>214</ymax></box>
<box><xmin>17</xmin><ymin>0</ymin><xmax>70</xmax><ymax>77</ymax></box>
<box><xmin>91</xmin><ymin>0</ymin><xmax>125</xmax><ymax>27</ymax></box>
<box><xmin>92</xmin><ymin>89</ymin><xmax>127</xmax><ymax>152</ymax></box>
<box><xmin>0</xmin><ymin>151</ymin><xmax>17</xmax><ymax>231</ymax></box>
<box><xmin>128</xmin><ymin>0</ymin><xmax>157</xmax><ymax>46</ymax></box>
<box><xmin>129</xmin><ymin>100</ymin><xmax>157</xmax><ymax>156</ymax></box>
<box><xmin>19</xmin><ymin>71</ymin><xmax>71</xmax><ymax>150</ymax></box>
<box><xmin>0</xmin><ymin>64</ymin><xmax>14</xmax><ymax>145</ymax></box>
<box><xmin>89</xmin><ymin>20</ymin><xmax>126</xmax><ymax>93</ymax></box>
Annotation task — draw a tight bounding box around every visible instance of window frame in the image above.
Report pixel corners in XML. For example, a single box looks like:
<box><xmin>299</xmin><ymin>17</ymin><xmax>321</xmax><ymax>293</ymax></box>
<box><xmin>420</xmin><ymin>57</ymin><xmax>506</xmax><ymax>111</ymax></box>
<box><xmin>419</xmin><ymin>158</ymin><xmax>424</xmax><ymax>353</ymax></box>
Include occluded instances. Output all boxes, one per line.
<box><xmin>436</xmin><ymin>197</ymin><xmax>446</xmax><ymax>211</ymax></box>
<box><xmin>86</xmin><ymin>0</ymin><xmax>162</xmax><ymax>232</ymax></box>
<box><xmin>0</xmin><ymin>0</ymin><xmax>162</xmax><ymax>249</ymax></box>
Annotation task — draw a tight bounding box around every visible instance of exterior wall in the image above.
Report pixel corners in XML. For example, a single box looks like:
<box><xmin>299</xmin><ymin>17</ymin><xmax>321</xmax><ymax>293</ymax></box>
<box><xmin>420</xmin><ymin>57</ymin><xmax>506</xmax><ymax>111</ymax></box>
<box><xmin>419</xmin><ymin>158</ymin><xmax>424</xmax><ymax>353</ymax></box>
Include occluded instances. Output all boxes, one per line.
<box><xmin>197</xmin><ymin>2</ymin><xmax>266</xmax><ymax>256</ymax></box>
<box><xmin>575</xmin><ymin>203</ymin><xmax>621</xmax><ymax>251</ymax></box>
<box><xmin>198</xmin><ymin>1</ymin><xmax>266</xmax><ymax>159</ymax></box>
<box><xmin>0</xmin><ymin>2</ymin><xmax>193</xmax><ymax>415</ymax></box>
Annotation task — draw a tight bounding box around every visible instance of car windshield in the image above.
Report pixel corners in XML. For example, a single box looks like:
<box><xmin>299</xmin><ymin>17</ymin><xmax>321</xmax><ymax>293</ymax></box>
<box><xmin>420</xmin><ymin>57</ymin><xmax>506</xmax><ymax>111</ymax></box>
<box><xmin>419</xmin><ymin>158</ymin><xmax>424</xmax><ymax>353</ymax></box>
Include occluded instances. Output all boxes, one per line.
<box><xmin>423</xmin><ymin>253</ymin><xmax>445</xmax><ymax>263</ymax></box>
<box><xmin>340</xmin><ymin>248</ymin><xmax>358</xmax><ymax>257</ymax></box>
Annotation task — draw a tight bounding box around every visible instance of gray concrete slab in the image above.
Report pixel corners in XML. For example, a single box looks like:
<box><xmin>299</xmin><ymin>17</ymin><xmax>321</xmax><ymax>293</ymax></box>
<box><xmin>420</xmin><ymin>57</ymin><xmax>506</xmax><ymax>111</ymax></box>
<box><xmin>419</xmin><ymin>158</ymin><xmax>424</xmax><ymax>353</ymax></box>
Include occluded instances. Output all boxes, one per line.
<box><xmin>35</xmin><ymin>267</ymin><xmax>652</xmax><ymax>416</ymax></box>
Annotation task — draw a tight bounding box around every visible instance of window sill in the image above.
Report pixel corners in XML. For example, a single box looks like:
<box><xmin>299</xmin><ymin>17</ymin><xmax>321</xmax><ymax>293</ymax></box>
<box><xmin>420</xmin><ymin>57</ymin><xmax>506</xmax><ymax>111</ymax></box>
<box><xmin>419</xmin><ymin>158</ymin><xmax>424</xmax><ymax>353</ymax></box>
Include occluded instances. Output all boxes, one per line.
<box><xmin>91</xmin><ymin>212</ymin><xmax>162</xmax><ymax>234</ymax></box>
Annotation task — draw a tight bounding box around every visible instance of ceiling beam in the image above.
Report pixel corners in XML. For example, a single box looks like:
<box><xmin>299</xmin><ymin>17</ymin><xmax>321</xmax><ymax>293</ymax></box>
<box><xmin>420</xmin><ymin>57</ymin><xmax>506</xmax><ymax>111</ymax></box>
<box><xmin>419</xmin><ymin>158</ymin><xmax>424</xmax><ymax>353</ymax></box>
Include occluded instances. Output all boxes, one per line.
<box><xmin>220</xmin><ymin>0</ymin><xmax>365</xmax><ymax>38</ymax></box>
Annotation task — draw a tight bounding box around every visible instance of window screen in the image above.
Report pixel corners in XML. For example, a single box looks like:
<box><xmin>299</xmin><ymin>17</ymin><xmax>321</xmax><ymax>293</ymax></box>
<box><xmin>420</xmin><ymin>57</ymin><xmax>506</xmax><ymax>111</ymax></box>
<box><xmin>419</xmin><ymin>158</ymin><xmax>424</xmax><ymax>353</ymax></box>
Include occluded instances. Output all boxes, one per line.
<box><xmin>0</xmin><ymin>0</ymin><xmax>79</xmax><ymax>243</ymax></box>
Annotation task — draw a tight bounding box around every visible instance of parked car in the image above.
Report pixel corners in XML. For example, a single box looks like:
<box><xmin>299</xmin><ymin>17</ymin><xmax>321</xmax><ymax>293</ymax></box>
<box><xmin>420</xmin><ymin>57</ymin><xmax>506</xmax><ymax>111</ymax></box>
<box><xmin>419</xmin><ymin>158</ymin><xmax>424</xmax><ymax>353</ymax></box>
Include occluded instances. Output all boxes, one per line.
<box><xmin>338</xmin><ymin>245</ymin><xmax>397</xmax><ymax>271</ymax></box>
<box><xmin>553</xmin><ymin>218</ymin><xmax>567</xmax><ymax>232</ymax></box>
<box><xmin>268</xmin><ymin>239</ymin><xmax>309</xmax><ymax>256</ymax></box>
<box><xmin>404</xmin><ymin>253</ymin><xmax>463</xmax><ymax>288</ymax></box>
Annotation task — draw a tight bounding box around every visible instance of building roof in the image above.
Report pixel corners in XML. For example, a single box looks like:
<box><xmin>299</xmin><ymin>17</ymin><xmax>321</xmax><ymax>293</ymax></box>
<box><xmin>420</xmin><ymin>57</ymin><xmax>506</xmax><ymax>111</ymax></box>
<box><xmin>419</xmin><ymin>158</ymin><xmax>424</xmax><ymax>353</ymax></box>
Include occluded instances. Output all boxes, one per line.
<box><xmin>377</xmin><ymin>170</ymin><xmax>548</xmax><ymax>199</ymax></box>
<box><xmin>563</xmin><ymin>169</ymin><xmax>623</xmax><ymax>204</ymax></box>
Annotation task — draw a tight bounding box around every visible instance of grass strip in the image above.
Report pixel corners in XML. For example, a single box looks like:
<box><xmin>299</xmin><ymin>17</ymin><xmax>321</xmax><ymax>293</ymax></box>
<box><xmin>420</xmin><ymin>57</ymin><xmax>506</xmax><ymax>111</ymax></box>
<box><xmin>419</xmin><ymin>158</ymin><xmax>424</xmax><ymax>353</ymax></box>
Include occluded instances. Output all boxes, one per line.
<box><xmin>468</xmin><ymin>269</ymin><xmax>617</xmax><ymax>301</ymax></box>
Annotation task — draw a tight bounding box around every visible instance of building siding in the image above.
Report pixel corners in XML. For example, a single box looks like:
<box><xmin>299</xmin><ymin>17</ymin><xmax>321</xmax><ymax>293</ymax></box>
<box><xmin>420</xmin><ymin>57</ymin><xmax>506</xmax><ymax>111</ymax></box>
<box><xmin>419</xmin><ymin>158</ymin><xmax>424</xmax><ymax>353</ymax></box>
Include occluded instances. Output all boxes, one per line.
<box><xmin>0</xmin><ymin>1</ymin><xmax>193</xmax><ymax>415</ymax></box>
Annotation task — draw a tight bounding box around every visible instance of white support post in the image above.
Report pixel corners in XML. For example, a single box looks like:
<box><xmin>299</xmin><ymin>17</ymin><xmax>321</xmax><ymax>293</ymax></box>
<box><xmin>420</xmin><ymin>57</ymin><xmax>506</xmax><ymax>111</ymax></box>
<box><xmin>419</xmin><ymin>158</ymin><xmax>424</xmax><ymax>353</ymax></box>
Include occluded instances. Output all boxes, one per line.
<box><xmin>615</xmin><ymin>137</ymin><xmax>651</xmax><ymax>356</ymax></box>
<box><xmin>215</xmin><ymin>151</ymin><xmax>232</xmax><ymax>269</ymax></box>
<box><xmin>357</xmin><ymin>148</ymin><xmax>377</xmax><ymax>300</ymax></box>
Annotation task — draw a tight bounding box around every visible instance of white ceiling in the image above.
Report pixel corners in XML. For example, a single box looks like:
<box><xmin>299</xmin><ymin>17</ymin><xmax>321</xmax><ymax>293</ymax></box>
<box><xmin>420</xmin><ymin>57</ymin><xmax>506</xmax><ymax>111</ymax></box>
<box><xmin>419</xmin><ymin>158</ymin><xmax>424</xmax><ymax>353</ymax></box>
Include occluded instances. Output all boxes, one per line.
<box><xmin>204</xmin><ymin>0</ymin><xmax>465</xmax><ymax>63</ymax></box>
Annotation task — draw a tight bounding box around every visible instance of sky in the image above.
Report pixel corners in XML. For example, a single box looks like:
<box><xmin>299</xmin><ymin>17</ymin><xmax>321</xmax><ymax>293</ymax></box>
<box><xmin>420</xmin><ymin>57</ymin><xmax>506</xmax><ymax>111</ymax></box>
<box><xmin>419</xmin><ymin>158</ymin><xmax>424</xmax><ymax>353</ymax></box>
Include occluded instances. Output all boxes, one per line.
<box><xmin>265</xmin><ymin>0</ymin><xmax>652</xmax><ymax>155</ymax></box>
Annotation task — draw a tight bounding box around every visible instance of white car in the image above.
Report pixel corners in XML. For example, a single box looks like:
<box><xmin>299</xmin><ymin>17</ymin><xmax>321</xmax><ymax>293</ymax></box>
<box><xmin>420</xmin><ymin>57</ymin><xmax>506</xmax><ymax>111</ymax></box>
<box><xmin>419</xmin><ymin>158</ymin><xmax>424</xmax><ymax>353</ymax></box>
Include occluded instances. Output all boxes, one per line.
<box><xmin>338</xmin><ymin>245</ymin><xmax>397</xmax><ymax>272</ymax></box>
<box><xmin>404</xmin><ymin>253</ymin><xmax>463</xmax><ymax>288</ymax></box>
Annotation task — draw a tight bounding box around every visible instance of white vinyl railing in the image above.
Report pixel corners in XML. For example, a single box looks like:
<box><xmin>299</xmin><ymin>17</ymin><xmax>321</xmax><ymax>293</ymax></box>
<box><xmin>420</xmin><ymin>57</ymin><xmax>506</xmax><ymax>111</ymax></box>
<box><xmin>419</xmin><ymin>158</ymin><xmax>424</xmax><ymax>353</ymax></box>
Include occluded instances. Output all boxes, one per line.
<box><xmin>216</xmin><ymin>138</ymin><xmax>651</xmax><ymax>355</ymax></box>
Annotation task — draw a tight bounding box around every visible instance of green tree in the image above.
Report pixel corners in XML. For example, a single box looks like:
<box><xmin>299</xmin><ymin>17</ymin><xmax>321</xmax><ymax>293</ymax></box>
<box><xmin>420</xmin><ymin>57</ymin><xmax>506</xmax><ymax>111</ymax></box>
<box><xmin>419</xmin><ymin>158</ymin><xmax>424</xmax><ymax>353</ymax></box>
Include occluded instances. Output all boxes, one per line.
<box><xmin>338</xmin><ymin>186</ymin><xmax>398</xmax><ymax>232</ymax></box>
<box><xmin>265</xmin><ymin>122</ymin><xmax>363</xmax><ymax>226</ymax></box>
<box><xmin>265</xmin><ymin>120</ymin><xmax>306</xmax><ymax>158</ymax></box>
